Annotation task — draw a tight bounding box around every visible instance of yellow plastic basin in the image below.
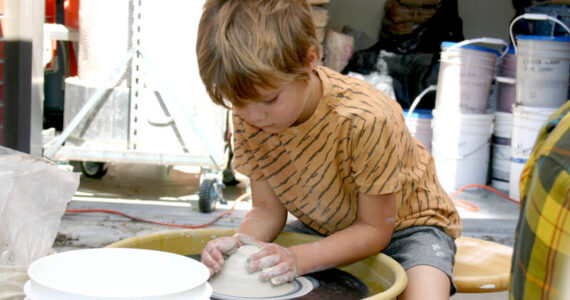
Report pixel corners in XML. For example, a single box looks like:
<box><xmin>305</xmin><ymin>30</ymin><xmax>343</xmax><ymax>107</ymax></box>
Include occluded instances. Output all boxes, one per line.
<box><xmin>107</xmin><ymin>228</ymin><xmax>407</xmax><ymax>300</ymax></box>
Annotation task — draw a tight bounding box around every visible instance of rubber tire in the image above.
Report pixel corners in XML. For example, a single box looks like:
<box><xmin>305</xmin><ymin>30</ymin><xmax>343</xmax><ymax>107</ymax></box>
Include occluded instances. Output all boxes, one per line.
<box><xmin>80</xmin><ymin>161</ymin><xmax>107</xmax><ymax>178</ymax></box>
<box><xmin>222</xmin><ymin>166</ymin><xmax>239</xmax><ymax>186</ymax></box>
<box><xmin>198</xmin><ymin>179</ymin><xmax>220</xmax><ymax>213</ymax></box>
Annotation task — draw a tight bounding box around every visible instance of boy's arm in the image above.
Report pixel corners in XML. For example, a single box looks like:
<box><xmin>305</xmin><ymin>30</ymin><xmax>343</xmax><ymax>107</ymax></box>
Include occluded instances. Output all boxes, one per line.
<box><xmin>289</xmin><ymin>191</ymin><xmax>398</xmax><ymax>275</ymax></box>
<box><xmin>237</xmin><ymin>179</ymin><xmax>288</xmax><ymax>242</ymax></box>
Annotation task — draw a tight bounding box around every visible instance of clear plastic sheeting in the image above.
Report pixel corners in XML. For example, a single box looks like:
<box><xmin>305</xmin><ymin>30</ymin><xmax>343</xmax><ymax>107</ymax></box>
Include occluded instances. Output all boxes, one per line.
<box><xmin>0</xmin><ymin>146</ymin><xmax>80</xmax><ymax>267</ymax></box>
<box><xmin>348</xmin><ymin>71</ymin><xmax>397</xmax><ymax>101</ymax></box>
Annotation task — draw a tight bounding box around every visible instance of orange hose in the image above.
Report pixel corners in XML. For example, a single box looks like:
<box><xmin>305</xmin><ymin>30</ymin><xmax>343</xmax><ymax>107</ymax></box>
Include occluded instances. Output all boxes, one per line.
<box><xmin>65</xmin><ymin>192</ymin><xmax>251</xmax><ymax>229</ymax></box>
<box><xmin>452</xmin><ymin>199</ymin><xmax>480</xmax><ymax>212</ymax></box>
<box><xmin>450</xmin><ymin>184</ymin><xmax>520</xmax><ymax>212</ymax></box>
<box><xmin>67</xmin><ymin>183</ymin><xmax>519</xmax><ymax>223</ymax></box>
<box><xmin>450</xmin><ymin>184</ymin><xmax>520</xmax><ymax>204</ymax></box>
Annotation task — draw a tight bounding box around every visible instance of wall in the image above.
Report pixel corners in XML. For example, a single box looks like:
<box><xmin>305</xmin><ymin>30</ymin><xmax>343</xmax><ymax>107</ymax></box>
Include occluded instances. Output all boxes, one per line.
<box><xmin>325</xmin><ymin>0</ymin><xmax>515</xmax><ymax>45</ymax></box>
<box><xmin>325</xmin><ymin>0</ymin><xmax>385</xmax><ymax>43</ymax></box>
<box><xmin>459</xmin><ymin>0</ymin><xmax>516</xmax><ymax>42</ymax></box>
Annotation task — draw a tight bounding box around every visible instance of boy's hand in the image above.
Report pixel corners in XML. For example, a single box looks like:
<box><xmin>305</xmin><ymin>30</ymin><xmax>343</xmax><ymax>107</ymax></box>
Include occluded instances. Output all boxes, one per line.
<box><xmin>200</xmin><ymin>233</ymin><xmax>256</xmax><ymax>277</ymax></box>
<box><xmin>245</xmin><ymin>241</ymin><xmax>299</xmax><ymax>285</ymax></box>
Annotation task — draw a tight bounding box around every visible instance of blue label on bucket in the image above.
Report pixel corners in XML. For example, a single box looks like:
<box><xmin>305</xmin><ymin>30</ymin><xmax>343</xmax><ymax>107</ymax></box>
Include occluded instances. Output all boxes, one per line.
<box><xmin>510</xmin><ymin>157</ymin><xmax>528</xmax><ymax>163</ymax></box>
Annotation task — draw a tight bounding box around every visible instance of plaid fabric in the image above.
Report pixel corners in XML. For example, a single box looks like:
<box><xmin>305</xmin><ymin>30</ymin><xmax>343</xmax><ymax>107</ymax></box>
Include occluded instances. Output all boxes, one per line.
<box><xmin>510</xmin><ymin>101</ymin><xmax>570</xmax><ymax>300</ymax></box>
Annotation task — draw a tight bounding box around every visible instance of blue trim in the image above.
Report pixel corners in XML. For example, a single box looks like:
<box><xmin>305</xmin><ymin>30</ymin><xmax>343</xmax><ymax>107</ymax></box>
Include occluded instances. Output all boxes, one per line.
<box><xmin>516</xmin><ymin>35</ymin><xmax>570</xmax><ymax>42</ymax></box>
<box><xmin>507</xmin><ymin>45</ymin><xmax>515</xmax><ymax>54</ymax></box>
<box><xmin>510</xmin><ymin>157</ymin><xmax>528</xmax><ymax>163</ymax></box>
<box><xmin>441</xmin><ymin>41</ymin><xmax>500</xmax><ymax>55</ymax></box>
<box><xmin>403</xmin><ymin>109</ymin><xmax>433</xmax><ymax>119</ymax></box>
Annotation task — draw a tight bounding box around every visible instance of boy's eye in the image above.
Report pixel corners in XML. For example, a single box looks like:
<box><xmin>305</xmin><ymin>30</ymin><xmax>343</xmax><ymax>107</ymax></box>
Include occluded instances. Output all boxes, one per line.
<box><xmin>264</xmin><ymin>96</ymin><xmax>278</xmax><ymax>104</ymax></box>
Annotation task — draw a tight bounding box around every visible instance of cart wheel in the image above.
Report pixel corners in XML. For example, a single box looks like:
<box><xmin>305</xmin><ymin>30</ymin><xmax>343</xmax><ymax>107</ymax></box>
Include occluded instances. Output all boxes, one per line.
<box><xmin>80</xmin><ymin>161</ymin><xmax>107</xmax><ymax>178</ymax></box>
<box><xmin>222</xmin><ymin>166</ymin><xmax>239</xmax><ymax>186</ymax></box>
<box><xmin>198</xmin><ymin>179</ymin><xmax>222</xmax><ymax>213</ymax></box>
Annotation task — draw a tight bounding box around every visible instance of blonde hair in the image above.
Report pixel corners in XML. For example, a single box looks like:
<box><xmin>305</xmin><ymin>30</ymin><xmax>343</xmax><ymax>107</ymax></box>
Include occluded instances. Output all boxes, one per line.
<box><xmin>197</xmin><ymin>0</ymin><xmax>320</xmax><ymax>108</ymax></box>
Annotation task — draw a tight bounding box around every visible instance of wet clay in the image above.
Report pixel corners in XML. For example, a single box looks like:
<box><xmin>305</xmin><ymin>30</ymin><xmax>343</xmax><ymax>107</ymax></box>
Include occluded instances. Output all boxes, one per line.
<box><xmin>209</xmin><ymin>245</ymin><xmax>295</xmax><ymax>298</ymax></box>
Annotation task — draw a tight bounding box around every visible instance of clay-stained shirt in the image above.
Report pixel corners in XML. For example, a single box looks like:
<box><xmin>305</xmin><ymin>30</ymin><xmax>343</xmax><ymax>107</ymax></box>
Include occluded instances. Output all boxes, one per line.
<box><xmin>231</xmin><ymin>66</ymin><xmax>462</xmax><ymax>238</ymax></box>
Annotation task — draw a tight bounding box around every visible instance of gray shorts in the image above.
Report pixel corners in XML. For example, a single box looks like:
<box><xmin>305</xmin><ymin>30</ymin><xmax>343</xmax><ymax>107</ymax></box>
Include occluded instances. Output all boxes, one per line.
<box><xmin>382</xmin><ymin>225</ymin><xmax>457</xmax><ymax>295</ymax></box>
<box><xmin>284</xmin><ymin>221</ymin><xmax>457</xmax><ymax>295</ymax></box>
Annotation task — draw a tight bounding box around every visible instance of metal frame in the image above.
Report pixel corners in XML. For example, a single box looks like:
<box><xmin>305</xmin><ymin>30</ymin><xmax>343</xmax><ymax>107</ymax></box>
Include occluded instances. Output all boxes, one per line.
<box><xmin>43</xmin><ymin>0</ymin><xmax>225</xmax><ymax>169</ymax></box>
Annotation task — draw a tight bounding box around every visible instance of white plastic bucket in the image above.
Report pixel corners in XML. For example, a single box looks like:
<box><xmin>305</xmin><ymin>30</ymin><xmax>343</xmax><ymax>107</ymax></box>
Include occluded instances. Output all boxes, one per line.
<box><xmin>404</xmin><ymin>109</ymin><xmax>433</xmax><ymax>152</ymax></box>
<box><xmin>435</xmin><ymin>39</ymin><xmax>507</xmax><ymax>113</ymax></box>
<box><xmin>491</xmin><ymin>179</ymin><xmax>510</xmax><ymax>193</ymax></box>
<box><xmin>515</xmin><ymin>35</ymin><xmax>570</xmax><ymax>107</ymax></box>
<box><xmin>491</xmin><ymin>142</ymin><xmax>511</xmax><ymax>182</ymax></box>
<box><xmin>494</xmin><ymin>111</ymin><xmax>513</xmax><ymax>139</ymax></box>
<box><xmin>25</xmin><ymin>248</ymin><xmax>212</xmax><ymax>300</ymax></box>
<box><xmin>511</xmin><ymin>105</ymin><xmax>557</xmax><ymax>158</ymax></box>
<box><xmin>431</xmin><ymin>110</ymin><xmax>494</xmax><ymax>191</ymax></box>
<box><xmin>501</xmin><ymin>48</ymin><xmax>517</xmax><ymax>78</ymax></box>
<box><xmin>509</xmin><ymin>157</ymin><xmax>527</xmax><ymax>201</ymax></box>
<box><xmin>508</xmin><ymin>105</ymin><xmax>557</xmax><ymax>201</ymax></box>
<box><xmin>497</xmin><ymin>47</ymin><xmax>517</xmax><ymax>112</ymax></box>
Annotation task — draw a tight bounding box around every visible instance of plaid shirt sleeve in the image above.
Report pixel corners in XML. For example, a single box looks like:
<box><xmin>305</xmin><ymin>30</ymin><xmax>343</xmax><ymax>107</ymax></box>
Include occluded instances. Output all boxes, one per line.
<box><xmin>510</xmin><ymin>101</ymin><xmax>570</xmax><ymax>300</ymax></box>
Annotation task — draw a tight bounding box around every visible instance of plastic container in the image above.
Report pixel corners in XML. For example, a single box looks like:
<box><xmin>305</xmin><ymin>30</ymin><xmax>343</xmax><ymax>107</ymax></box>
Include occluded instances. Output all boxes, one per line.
<box><xmin>508</xmin><ymin>105</ymin><xmax>557</xmax><ymax>201</ymax></box>
<box><xmin>404</xmin><ymin>109</ymin><xmax>433</xmax><ymax>152</ymax></box>
<box><xmin>25</xmin><ymin>248</ymin><xmax>211</xmax><ymax>300</ymax></box>
<box><xmin>491</xmin><ymin>179</ymin><xmax>510</xmax><ymax>193</ymax></box>
<box><xmin>515</xmin><ymin>35</ymin><xmax>570</xmax><ymax>108</ymax></box>
<box><xmin>491</xmin><ymin>141</ymin><xmax>511</xmax><ymax>182</ymax></box>
<box><xmin>496</xmin><ymin>46</ymin><xmax>517</xmax><ymax>112</ymax></box>
<box><xmin>509</xmin><ymin>157</ymin><xmax>527</xmax><ymax>202</ymax></box>
<box><xmin>435</xmin><ymin>39</ymin><xmax>505</xmax><ymax>113</ymax></box>
<box><xmin>493</xmin><ymin>111</ymin><xmax>513</xmax><ymax>139</ymax></box>
<box><xmin>431</xmin><ymin>110</ymin><xmax>495</xmax><ymax>191</ymax></box>
<box><xmin>107</xmin><ymin>229</ymin><xmax>408</xmax><ymax>300</ymax></box>
<box><xmin>511</xmin><ymin>105</ymin><xmax>557</xmax><ymax>158</ymax></box>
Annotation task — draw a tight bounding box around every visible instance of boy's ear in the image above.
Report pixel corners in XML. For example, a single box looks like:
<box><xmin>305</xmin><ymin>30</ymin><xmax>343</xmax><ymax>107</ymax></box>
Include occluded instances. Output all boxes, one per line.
<box><xmin>305</xmin><ymin>46</ymin><xmax>319</xmax><ymax>69</ymax></box>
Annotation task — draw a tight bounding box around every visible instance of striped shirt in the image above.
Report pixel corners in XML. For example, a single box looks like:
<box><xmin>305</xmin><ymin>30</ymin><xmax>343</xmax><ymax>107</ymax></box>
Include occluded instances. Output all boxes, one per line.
<box><xmin>510</xmin><ymin>101</ymin><xmax>570</xmax><ymax>300</ymax></box>
<box><xmin>232</xmin><ymin>66</ymin><xmax>461</xmax><ymax>238</ymax></box>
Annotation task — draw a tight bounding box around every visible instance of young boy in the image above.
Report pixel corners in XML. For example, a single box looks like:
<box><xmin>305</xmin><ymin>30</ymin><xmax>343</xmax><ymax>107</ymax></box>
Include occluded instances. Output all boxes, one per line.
<box><xmin>196</xmin><ymin>0</ymin><xmax>462</xmax><ymax>298</ymax></box>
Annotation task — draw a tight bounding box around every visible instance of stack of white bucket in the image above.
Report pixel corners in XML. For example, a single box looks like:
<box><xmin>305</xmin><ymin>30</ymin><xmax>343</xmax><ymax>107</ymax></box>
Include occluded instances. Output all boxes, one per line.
<box><xmin>404</xmin><ymin>109</ymin><xmax>433</xmax><ymax>153</ymax></box>
<box><xmin>508</xmin><ymin>14</ymin><xmax>570</xmax><ymax>201</ymax></box>
<box><xmin>491</xmin><ymin>46</ymin><xmax>516</xmax><ymax>192</ymax></box>
<box><xmin>432</xmin><ymin>39</ymin><xmax>504</xmax><ymax>191</ymax></box>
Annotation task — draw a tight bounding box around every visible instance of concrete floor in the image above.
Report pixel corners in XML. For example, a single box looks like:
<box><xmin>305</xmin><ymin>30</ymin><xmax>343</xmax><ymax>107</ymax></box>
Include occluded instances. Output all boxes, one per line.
<box><xmin>53</xmin><ymin>162</ymin><xmax>517</xmax><ymax>299</ymax></box>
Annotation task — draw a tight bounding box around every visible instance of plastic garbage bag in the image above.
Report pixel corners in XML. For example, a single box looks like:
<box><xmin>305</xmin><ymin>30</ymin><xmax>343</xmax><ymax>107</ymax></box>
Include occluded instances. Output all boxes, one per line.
<box><xmin>0</xmin><ymin>146</ymin><xmax>80</xmax><ymax>267</ymax></box>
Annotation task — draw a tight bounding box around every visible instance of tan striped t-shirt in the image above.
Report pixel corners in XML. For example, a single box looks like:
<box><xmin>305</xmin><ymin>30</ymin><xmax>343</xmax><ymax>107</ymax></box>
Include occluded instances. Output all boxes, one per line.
<box><xmin>232</xmin><ymin>66</ymin><xmax>462</xmax><ymax>238</ymax></box>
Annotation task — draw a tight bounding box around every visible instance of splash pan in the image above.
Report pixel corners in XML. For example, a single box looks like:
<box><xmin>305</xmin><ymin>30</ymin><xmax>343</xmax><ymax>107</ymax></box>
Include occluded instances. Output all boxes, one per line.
<box><xmin>107</xmin><ymin>228</ymin><xmax>407</xmax><ymax>300</ymax></box>
<box><xmin>26</xmin><ymin>248</ymin><xmax>211</xmax><ymax>299</ymax></box>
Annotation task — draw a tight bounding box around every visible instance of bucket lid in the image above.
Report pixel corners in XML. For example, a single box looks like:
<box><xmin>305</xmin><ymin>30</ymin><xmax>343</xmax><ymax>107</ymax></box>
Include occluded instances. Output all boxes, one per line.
<box><xmin>516</xmin><ymin>35</ymin><xmax>570</xmax><ymax>42</ymax></box>
<box><xmin>403</xmin><ymin>109</ymin><xmax>433</xmax><ymax>119</ymax></box>
<box><xmin>441</xmin><ymin>41</ymin><xmax>500</xmax><ymax>56</ymax></box>
<box><xmin>507</xmin><ymin>45</ymin><xmax>515</xmax><ymax>55</ymax></box>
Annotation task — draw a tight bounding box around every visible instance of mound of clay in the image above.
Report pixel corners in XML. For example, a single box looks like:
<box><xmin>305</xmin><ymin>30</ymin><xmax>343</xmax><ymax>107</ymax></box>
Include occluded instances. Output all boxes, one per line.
<box><xmin>209</xmin><ymin>245</ymin><xmax>295</xmax><ymax>298</ymax></box>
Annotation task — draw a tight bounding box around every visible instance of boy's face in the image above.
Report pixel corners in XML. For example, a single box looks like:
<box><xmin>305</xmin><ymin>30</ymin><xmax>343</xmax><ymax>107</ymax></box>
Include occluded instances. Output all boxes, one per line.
<box><xmin>233</xmin><ymin>77</ymin><xmax>318</xmax><ymax>134</ymax></box>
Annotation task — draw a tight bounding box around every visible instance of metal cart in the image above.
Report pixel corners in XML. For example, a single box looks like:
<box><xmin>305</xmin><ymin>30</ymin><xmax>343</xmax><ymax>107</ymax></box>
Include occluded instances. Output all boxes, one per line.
<box><xmin>43</xmin><ymin>0</ymin><xmax>230</xmax><ymax>212</ymax></box>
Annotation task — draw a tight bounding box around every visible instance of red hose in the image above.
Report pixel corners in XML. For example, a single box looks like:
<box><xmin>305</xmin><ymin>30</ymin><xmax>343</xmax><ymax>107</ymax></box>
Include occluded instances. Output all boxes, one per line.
<box><xmin>65</xmin><ymin>192</ymin><xmax>251</xmax><ymax>229</ymax></box>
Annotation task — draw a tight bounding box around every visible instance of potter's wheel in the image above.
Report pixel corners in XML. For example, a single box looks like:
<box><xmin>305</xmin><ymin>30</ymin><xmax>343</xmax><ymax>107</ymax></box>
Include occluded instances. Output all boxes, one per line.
<box><xmin>187</xmin><ymin>254</ymin><xmax>369</xmax><ymax>300</ymax></box>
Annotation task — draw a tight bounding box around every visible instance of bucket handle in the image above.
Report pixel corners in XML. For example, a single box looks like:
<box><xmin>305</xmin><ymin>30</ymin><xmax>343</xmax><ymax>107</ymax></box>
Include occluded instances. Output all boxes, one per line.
<box><xmin>509</xmin><ymin>13</ymin><xmax>570</xmax><ymax>52</ymax></box>
<box><xmin>495</xmin><ymin>76</ymin><xmax>516</xmax><ymax>85</ymax></box>
<box><xmin>405</xmin><ymin>85</ymin><xmax>436</xmax><ymax>123</ymax></box>
<box><xmin>435</xmin><ymin>141</ymin><xmax>491</xmax><ymax>160</ymax></box>
<box><xmin>447</xmin><ymin>37</ymin><xmax>509</xmax><ymax>63</ymax></box>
